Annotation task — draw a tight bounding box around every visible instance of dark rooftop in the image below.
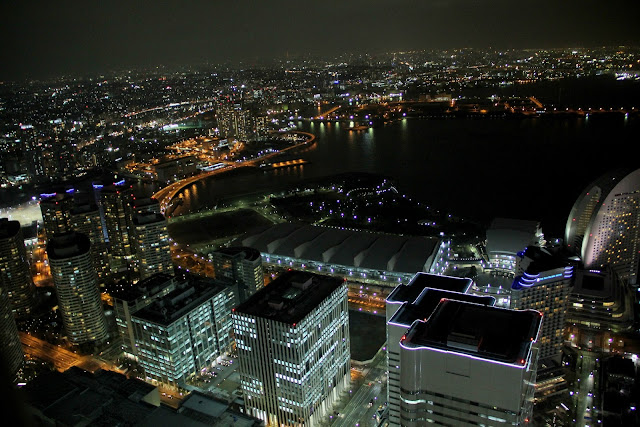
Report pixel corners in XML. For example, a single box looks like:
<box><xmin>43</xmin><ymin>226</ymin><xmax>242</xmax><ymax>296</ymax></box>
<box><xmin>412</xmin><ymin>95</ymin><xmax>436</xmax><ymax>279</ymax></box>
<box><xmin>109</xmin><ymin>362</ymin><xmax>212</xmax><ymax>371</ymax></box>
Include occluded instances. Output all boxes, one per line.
<box><xmin>70</xmin><ymin>203</ymin><xmax>99</xmax><ymax>216</ymax></box>
<box><xmin>581</xmin><ymin>274</ymin><xmax>605</xmax><ymax>292</ymax></box>
<box><xmin>387</xmin><ymin>273</ymin><xmax>473</xmax><ymax>304</ymax></box>
<box><xmin>47</xmin><ymin>231</ymin><xmax>91</xmax><ymax>260</ymax></box>
<box><xmin>403</xmin><ymin>299</ymin><xmax>541</xmax><ymax>365</ymax></box>
<box><xmin>0</xmin><ymin>218</ymin><xmax>20</xmax><ymax>239</ymax></box>
<box><xmin>22</xmin><ymin>367</ymin><xmax>158</xmax><ymax>426</ymax></box>
<box><xmin>133</xmin><ymin>277</ymin><xmax>226</xmax><ymax>326</ymax></box>
<box><xmin>235</xmin><ymin>271</ymin><xmax>344</xmax><ymax>325</ymax></box>
<box><xmin>213</xmin><ymin>246</ymin><xmax>262</xmax><ymax>262</ymax></box>
<box><xmin>111</xmin><ymin>273</ymin><xmax>176</xmax><ymax>303</ymax></box>
<box><xmin>390</xmin><ymin>289</ymin><xmax>494</xmax><ymax>327</ymax></box>
<box><xmin>518</xmin><ymin>246</ymin><xmax>572</xmax><ymax>275</ymax></box>
<box><xmin>133</xmin><ymin>212</ymin><xmax>166</xmax><ymax>226</ymax></box>
<box><xmin>134</xmin><ymin>197</ymin><xmax>160</xmax><ymax>208</ymax></box>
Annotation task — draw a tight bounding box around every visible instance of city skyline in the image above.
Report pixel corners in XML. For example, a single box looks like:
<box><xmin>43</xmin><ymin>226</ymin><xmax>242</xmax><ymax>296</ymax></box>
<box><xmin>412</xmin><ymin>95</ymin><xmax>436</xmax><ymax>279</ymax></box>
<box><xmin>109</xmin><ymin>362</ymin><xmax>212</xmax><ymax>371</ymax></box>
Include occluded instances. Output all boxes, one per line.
<box><xmin>1</xmin><ymin>0</ymin><xmax>640</xmax><ymax>81</ymax></box>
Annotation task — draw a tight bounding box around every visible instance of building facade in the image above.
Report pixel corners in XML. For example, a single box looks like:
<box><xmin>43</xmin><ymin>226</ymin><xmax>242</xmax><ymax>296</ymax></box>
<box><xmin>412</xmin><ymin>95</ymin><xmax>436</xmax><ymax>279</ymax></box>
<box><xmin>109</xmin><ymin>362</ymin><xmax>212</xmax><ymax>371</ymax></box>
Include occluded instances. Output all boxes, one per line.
<box><xmin>0</xmin><ymin>218</ymin><xmax>35</xmax><ymax>317</ymax></box>
<box><xmin>47</xmin><ymin>232</ymin><xmax>108</xmax><ymax>345</ymax></box>
<box><xmin>511</xmin><ymin>247</ymin><xmax>573</xmax><ymax>362</ymax></box>
<box><xmin>112</xmin><ymin>273</ymin><xmax>178</xmax><ymax>360</ymax></box>
<box><xmin>0</xmin><ymin>281</ymin><xmax>24</xmax><ymax>382</ymax></box>
<box><xmin>565</xmin><ymin>168</ymin><xmax>640</xmax><ymax>285</ymax></box>
<box><xmin>70</xmin><ymin>203</ymin><xmax>110</xmax><ymax>286</ymax></box>
<box><xmin>210</xmin><ymin>246</ymin><xmax>263</xmax><ymax>303</ymax></box>
<box><xmin>133</xmin><ymin>213</ymin><xmax>173</xmax><ymax>280</ymax></box>
<box><xmin>101</xmin><ymin>182</ymin><xmax>136</xmax><ymax>274</ymax></box>
<box><xmin>131</xmin><ymin>278</ymin><xmax>236</xmax><ymax>388</ymax></box>
<box><xmin>233</xmin><ymin>271</ymin><xmax>350</xmax><ymax>426</ymax></box>
<box><xmin>39</xmin><ymin>191</ymin><xmax>75</xmax><ymax>238</ymax></box>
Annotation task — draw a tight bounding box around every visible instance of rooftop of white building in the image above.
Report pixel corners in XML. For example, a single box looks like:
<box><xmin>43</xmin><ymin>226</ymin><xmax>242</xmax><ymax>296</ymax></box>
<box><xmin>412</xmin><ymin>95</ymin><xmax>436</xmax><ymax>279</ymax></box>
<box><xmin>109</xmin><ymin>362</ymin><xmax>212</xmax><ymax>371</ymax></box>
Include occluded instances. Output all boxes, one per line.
<box><xmin>402</xmin><ymin>299</ymin><xmax>542</xmax><ymax>365</ymax></box>
<box><xmin>234</xmin><ymin>270</ymin><xmax>344</xmax><ymax>325</ymax></box>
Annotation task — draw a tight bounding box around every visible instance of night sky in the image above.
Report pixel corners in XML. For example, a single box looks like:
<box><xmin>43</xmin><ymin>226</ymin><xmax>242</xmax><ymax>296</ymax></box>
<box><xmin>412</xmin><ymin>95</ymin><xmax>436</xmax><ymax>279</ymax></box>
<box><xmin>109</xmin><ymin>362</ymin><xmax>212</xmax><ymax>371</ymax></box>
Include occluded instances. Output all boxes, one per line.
<box><xmin>1</xmin><ymin>0</ymin><xmax>640</xmax><ymax>80</ymax></box>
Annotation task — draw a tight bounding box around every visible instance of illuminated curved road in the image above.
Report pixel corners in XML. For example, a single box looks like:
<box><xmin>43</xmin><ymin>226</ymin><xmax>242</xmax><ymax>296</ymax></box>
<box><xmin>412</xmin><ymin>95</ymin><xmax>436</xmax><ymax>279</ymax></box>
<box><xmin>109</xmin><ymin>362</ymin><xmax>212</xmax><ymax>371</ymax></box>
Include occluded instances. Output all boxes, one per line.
<box><xmin>153</xmin><ymin>131</ymin><xmax>315</xmax><ymax>216</ymax></box>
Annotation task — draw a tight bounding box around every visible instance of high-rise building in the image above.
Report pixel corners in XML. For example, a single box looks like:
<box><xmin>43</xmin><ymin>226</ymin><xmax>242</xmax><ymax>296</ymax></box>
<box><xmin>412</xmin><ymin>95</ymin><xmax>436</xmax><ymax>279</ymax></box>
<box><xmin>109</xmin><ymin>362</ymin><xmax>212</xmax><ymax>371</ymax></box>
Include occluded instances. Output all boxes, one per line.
<box><xmin>216</xmin><ymin>104</ymin><xmax>255</xmax><ymax>141</ymax></box>
<box><xmin>385</xmin><ymin>273</ymin><xmax>487</xmax><ymax>426</ymax></box>
<box><xmin>101</xmin><ymin>182</ymin><xmax>135</xmax><ymax>274</ymax></box>
<box><xmin>19</xmin><ymin>124</ymin><xmax>45</xmax><ymax>183</ymax></box>
<box><xmin>47</xmin><ymin>232</ymin><xmax>108</xmax><ymax>345</ymax></box>
<box><xmin>0</xmin><ymin>218</ymin><xmax>35</xmax><ymax>317</ymax></box>
<box><xmin>233</xmin><ymin>271</ymin><xmax>350</xmax><ymax>426</ymax></box>
<box><xmin>131</xmin><ymin>277</ymin><xmax>236</xmax><ymax>388</ymax></box>
<box><xmin>0</xmin><ymin>281</ymin><xmax>24</xmax><ymax>382</ymax></box>
<box><xmin>210</xmin><ymin>246</ymin><xmax>263</xmax><ymax>302</ymax></box>
<box><xmin>70</xmin><ymin>203</ymin><xmax>110</xmax><ymax>285</ymax></box>
<box><xmin>565</xmin><ymin>168</ymin><xmax>640</xmax><ymax>285</ymax></box>
<box><xmin>133</xmin><ymin>213</ymin><xmax>173</xmax><ymax>280</ymax></box>
<box><xmin>39</xmin><ymin>191</ymin><xmax>75</xmax><ymax>238</ymax></box>
<box><xmin>399</xmin><ymin>300</ymin><xmax>541</xmax><ymax>426</ymax></box>
<box><xmin>511</xmin><ymin>246</ymin><xmax>573</xmax><ymax>362</ymax></box>
<box><xmin>112</xmin><ymin>273</ymin><xmax>178</xmax><ymax>360</ymax></box>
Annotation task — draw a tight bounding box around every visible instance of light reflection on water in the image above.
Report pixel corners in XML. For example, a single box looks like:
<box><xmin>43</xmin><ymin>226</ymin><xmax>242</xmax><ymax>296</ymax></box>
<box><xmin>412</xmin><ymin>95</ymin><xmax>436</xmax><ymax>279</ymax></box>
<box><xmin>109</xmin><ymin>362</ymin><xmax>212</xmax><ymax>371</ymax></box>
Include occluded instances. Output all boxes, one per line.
<box><xmin>175</xmin><ymin>116</ymin><xmax>638</xmax><ymax>234</ymax></box>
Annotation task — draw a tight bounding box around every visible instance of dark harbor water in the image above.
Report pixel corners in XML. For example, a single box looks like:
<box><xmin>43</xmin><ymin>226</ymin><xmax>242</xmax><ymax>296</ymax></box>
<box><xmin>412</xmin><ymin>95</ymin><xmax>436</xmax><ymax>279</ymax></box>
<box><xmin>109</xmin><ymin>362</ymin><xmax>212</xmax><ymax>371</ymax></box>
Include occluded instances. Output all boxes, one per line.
<box><xmin>176</xmin><ymin>115</ymin><xmax>639</xmax><ymax>238</ymax></box>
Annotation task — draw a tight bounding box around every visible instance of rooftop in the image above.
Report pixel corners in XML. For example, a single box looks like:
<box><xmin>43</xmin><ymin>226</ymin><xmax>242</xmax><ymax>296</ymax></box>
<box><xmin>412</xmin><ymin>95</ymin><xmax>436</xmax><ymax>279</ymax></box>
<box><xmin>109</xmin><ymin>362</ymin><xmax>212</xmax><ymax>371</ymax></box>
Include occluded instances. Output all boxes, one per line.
<box><xmin>402</xmin><ymin>299</ymin><xmax>541</xmax><ymax>365</ymax></box>
<box><xmin>134</xmin><ymin>197</ymin><xmax>160</xmax><ymax>208</ymax></box>
<box><xmin>518</xmin><ymin>246</ymin><xmax>572</xmax><ymax>274</ymax></box>
<box><xmin>70</xmin><ymin>203</ymin><xmax>99</xmax><ymax>216</ymax></box>
<box><xmin>212</xmin><ymin>246</ymin><xmax>262</xmax><ymax>262</ymax></box>
<box><xmin>133</xmin><ymin>276</ymin><xmax>226</xmax><ymax>326</ymax></box>
<box><xmin>390</xmin><ymin>289</ymin><xmax>494</xmax><ymax>327</ymax></box>
<box><xmin>235</xmin><ymin>223</ymin><xmax>440</xmax><ymax>274</ymax></box>
<box><xmin>47</xmin><ymin>231</ymin><xmax>91</xmax><ymax>260</ymax></box>
<box><xmin>387</xmin><ymin>272</ymin><xmax>473</xmax><ymax>304</ymax></box>
<box><xmin>234</xmin><ymin>271</ymin><xmax>344</xmax><ymax>325</ymax></box>
<box><xmin>134</xmin><ymin>212</ymin><xmax>166</xmax><ymax>226</ymax></box>
<box><xmin>0</xmin><ymin>218</ymin><xmax>20</xmax><ymax>239</ymax></box>
<box><xmin>111</xmin><ymin>273</ymin><xmax>176</xmax><ymax>303</ymax></box>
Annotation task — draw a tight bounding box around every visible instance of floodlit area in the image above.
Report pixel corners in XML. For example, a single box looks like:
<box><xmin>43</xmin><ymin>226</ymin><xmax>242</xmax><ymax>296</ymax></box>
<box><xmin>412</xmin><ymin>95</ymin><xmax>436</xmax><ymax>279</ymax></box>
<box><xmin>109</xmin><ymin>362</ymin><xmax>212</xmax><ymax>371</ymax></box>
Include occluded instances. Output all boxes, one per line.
<box><xmin>0</xmin><ymin>200</ymin><xmax>42</xmax><ymax>225</ymax></box>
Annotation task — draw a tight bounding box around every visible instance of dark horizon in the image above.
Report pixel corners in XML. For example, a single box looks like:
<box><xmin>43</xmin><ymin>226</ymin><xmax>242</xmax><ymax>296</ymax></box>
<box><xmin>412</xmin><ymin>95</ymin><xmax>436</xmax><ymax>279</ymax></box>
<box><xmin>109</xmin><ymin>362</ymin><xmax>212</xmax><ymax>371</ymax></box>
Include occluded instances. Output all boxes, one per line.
<box><xmin>2</xmin><ymin>0</ymin><xmax>640</xmax><ymax>82</ymax></box>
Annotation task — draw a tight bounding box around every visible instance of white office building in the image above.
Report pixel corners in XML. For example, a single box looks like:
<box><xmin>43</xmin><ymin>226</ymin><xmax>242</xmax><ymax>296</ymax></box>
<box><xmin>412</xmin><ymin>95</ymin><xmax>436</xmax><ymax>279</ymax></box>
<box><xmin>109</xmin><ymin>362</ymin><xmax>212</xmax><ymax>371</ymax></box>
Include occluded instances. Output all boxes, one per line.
<box><xmin>385</xmin><ymin>273</ymin><xmax>491</xmax><ymax>426</ymax></box>
<box><xmin>233</xmin><ymin>271</ymin><xmax>350</xmax><ymax>426</ymax></box>
<box><xmin>131</xmin><ymin>277</ymin><xmax>237</xmax><ymax>388</ymax></box>
<box><xmin>399</xmin><ymin>300</ymin><xmax>541</xmax><ymax>426</ymax></box>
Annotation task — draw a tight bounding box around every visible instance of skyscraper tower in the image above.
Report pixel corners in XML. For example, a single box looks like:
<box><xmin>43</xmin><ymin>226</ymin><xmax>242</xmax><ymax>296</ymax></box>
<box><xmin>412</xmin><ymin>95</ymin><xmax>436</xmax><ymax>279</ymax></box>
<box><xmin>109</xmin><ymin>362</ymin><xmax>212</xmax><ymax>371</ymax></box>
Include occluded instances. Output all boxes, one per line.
<box><xmin>233</xmin><ymin>271</ymin><xmax>350</xmax><ymax>426</ymax></box>
<box><xmin>100</xmin><ymin>182</ymin><xmax>135</xmax><ymax>274</ymax></box>
<box><xmin>39</xmin><ymin>191</ymin><xmax>75</xmax><ymax>239</ymax></box>
<box><xmin>70</xmin><ymin>203</ymin><xmax>110</xmax><ymax>286</ymax></box>
<box><xmin>210</xmin><ymin>247</ymin><xmax>263</xmax><ymax>302</ymax></box>
<box><xmin>47</xmin><ymin>232</ymin><xmax>108</xmax><ymax>345</ymax></box>
<box><xmin>0</xmin><ymin>218</ymin><xmax>35</xmax><ymax>317</ymax></box>
<box><xmin>0</xmin><ymin>282</ymin><xmax>24</xmax><ymax>382</ymax></box>
<box><xmin>566</xmin><ymin>168</ymin><xmax>640</xmax><ymax>285</ymax></box>
<box><xmin>19</xmin><ymin>124</ymin><xmax>45</xmax><ymax>183</ymax></box>
<box><xmin>133</xmin><ymin>213</ymin><xmax>173</xmax><ymax>280</ymax></box>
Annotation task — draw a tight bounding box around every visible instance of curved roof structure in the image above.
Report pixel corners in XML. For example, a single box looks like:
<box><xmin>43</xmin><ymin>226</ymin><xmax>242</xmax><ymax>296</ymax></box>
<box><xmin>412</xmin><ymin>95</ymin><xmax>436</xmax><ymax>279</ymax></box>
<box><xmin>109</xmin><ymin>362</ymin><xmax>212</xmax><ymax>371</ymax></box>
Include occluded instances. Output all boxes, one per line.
<box><xmin>47</xmin><ymin>231</ymin><xmax>91</xmax><ymax>260</ymax></box>
<box><xmin>565</xmin><ymin>168</ymin><xmax>640</xmax><ymax>284</ymax></box>
<box><xmin>235</xmin><ymin>223</ymin><xmax>441</xmax><ymax>275</ymax></box>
